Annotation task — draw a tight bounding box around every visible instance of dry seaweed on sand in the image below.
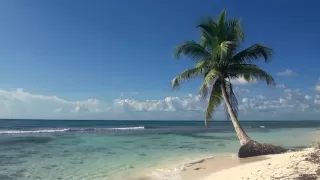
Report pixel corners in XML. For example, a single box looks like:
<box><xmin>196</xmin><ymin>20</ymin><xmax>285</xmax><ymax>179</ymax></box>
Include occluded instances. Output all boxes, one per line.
<box><xmin>294</xmin><ymin>174</ymin><xmax>318</xmax><ymax>180</ymax></box>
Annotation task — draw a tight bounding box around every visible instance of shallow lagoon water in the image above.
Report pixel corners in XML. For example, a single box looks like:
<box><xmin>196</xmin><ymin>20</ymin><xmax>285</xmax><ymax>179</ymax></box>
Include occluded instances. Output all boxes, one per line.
<box><xmin>0</xmin><ymin>120</ymin><xmax>319</xmax><ymax>180</ymax></box>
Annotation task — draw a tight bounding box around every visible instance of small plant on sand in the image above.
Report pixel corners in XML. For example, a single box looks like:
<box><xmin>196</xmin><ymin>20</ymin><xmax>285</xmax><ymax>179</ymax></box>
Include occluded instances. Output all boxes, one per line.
<box><xmin>171</xmin><ymin>9</ymin><xmax>287</xmax><ymax>158</ymax></box>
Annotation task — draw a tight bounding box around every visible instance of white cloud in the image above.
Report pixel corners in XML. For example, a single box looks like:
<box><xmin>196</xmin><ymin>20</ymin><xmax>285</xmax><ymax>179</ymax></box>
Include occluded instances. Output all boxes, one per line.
<box><xmin>276</xmin><ymin>84</ymin><xmax>286</xmax><ymax>89</ymax></box>
<box><xmin>314</xmin><ymin>80</ymin><xmax>320</xmax><ymax>105</ymax></box>
<box><xmin>0</xmin><ymin>88</ymin><xmax>103</xmax><ymax>119</ymax></box>
<box><xmin>315</xmin><ymin>83</ymin><xmax>320</xmax><ymax>92</ymax></box>
<box><xmin>236</xmin><ymin>79</ymin><xmax>320</xmax><ymax>120</ymax></box>
<box><xmin>256</xmin><ymin>95</ymin><xmax>266</xmax><ymax>100</ymax></box>
<box><xmin>305</xmin><ymin>95</ymin><xmax>312</xmax><ymax>100</ymax></box>
<box><xmin>1</xmin><ymin>80</ymin><xmax>320</xmax><ymax>120</ymax></box>
<box><xmin>0</xmin><ymin>88</ymin><xmax>210</xmax><ymax>120</ymax></box>
<box><xmin>229</xmin><ymin>76</ymin><xmax>257</xmax><ymax>85</ymax></box>
<box><xmin>234</xmin><ymin>87</ymin><xmax>250</xmax><ymax>93</ymax></box>
<box><xmin>72</xmin><ymin>104</ymin><xmax>90</xmax><ymax>113</ymax></box>
<box><xmin>277</xmin><ymin>69</ymin><xmax>297</xmax><ymax>76</ymax></box>
<box><xmin>0</xmin><ymin>88</ymin><xmax>68</xmax><ymax>103</ymax></box>
<box><xmin>112</xmin><ymin>94</ymin><xmax>206</xmax><ymax>113</ymax></box>
<box><xmin>242</xmin><ymin>98</ymin><xmax>249</xmax><ymax>103</ymax></box>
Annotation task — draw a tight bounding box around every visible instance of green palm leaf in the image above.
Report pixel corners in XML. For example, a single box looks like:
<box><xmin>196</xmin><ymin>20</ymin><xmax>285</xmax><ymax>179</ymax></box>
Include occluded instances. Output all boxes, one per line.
<box><xmin>171</xmin><ymin>67</ymin><xmax>206</xmax><ymax>89</ymax></box>
<box><xmin>233</xmin><ymin>44</ymin><xmax>273</xmax><ymax>63</ymax></box>
<box><xmin>205</xmin><ymin>80</ymin><xmax>223</xmax><ymax>121</ymax></box>
<box><xmin>229</xmin><ymin>64</ymin><xmax>275</xmax><ymax>86</ymax></box>
<box><xmin>218</xmin><ymin>9</ymin><xmax>227</xmax><ymax>39</ymax></box>
<box><xmin>197</xmin><ymin>16</ymin><xmax>218</xmax><ymax>39</ymax></box>
<box><xmin>226</xmin><ymin>18</ymin><xmax>244</xmax><ymax>42</ymax></box>
<box><xmin>198</xmin><ymin>69</ymin><xmax>220</xmax><ymax>98</ymax></box>
<box><xmin>219</xmin><ymin>41</ymin><xmax>236</xmax><ymax>60</ymax></box>
<box><xmin>197</xmin><ymin>16</ymin><xmax>221</xmax><ymax>54</ymax></box>
<box><xmin>173</xmin><ymin>41</ymin><xmax>210</xmax><ymax>62</ymax></box>
<box><xmin>195</xmin><ymin>61</ymin><xmax>207</xmax><ymax>68</ymax></box>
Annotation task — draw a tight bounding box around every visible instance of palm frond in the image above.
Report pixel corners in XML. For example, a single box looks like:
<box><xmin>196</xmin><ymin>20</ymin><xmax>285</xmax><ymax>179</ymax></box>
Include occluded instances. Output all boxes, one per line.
<box><xmin>195</xmin><ymin>61</ymin><xmax>214</xmax><ymax>79</ymax></box>
<box><xmin>229</xmin><ymin>64</ymin><xmax>275</xmax><ymax>86</ymax></box>
<box><xmin>205</xmin><ymin>80</ymin><xmax>223</xmax><ymax>121</ymax></box>
<box><xmin>195</xmin><ymin>61</ymin><xmax>207</xmax><ymax>68</ymax></box>
<box><xmin>218</xmin><ymin>9</ymin><xmax>227</xmax><ymax>39</ymax></box>
<box><xmin>197</xmin><ymin>17</ymin><xmax>220</xmax><ymax>53</ymax></box>
<box><xmin>197</xmin><ymin>16</ymin><xmax>218</xmax><ymax>37</ymax></box>
<box><xmin>171</xmin><ymin>67</ymin><xmax>206</xmax><ymax>89</ymax></box>
<box><xmin>226</xmin><ymin>18</ymin><xmax>244</xmax><ymax>42</ymax></box>
<box><xmin>218</xmin><ymin>9</ymin><xmax>227</xmax><ymax>24</ymax></box>
<box><xmin>198</xmin><ymin>82</ymin><xmax>209</xmax><ymax>100</ymax></box>
<box><xmin>219</xmin><ymin>41</ymin><xmax>236</xmax><ymax>60</ymax></box>
<box><xmin>200</xmin><ymin>35</ymin><xmax>213</xmax><ymax>53</ymax></box>
<box><xmin>232</xmin><ymin>44</ymin><xmax>273</xmax><ymax>63</ymax></box>
<box><xmin>197</xmin><ymin>9</ymin><xmax>243</xmax><ymax>61</ymax></box>
<box><xmin>173</xmin><ymin>41</ymin><xmax>210</xmax><ymax>62</ymax></box>
<box><xmin>224</xmin><ymin>19</ymin><xmax>244</xmax><ymax>55</ymax></box>
<box><xmin>198</xmin><ymin>69</ymin><xmax>220</xmax><ymax>98</ymax></box>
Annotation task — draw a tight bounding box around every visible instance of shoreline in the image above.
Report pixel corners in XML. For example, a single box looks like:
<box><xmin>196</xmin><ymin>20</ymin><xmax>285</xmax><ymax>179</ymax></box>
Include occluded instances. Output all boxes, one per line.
<box><xmin>131</xmin><ymin>153</ymin><xmax>236</xmax><ymax>180</ymax></box>
<box><xmin>136</xmin><ymin>131</ymin><xmax>320</xmax><ymax>180</ymax></box>
<box><xmin>133</xmin><ymin>145</ymin><xmax>320</xmax><ymax>180</ymax></box>
<box><xmin>187</xmin><ymin>147</ymin><xmax>320</xmax><ymax>180</ymax></box>
<box><xmin>133</xmin><ymin>152</ymin><xmax>267</xmax><ymax>180</ymax></box>
<box><xmin>181</xmin><ymin>153</ymin><xmax>268</xmax><ymax>180</ymax></box>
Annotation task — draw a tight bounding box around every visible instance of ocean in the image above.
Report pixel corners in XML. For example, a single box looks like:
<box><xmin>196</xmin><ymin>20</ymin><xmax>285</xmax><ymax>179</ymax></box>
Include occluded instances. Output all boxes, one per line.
<box><xmin>0</xmin><ymin>119</ymin><xmax>319</xmax><ymax>180</ymax></box>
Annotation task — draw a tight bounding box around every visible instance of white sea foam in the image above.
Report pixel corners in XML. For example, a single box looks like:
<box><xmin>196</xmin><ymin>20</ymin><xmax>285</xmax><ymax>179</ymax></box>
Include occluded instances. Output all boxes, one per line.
<box><xmin>260</xmin><ymin>126</ymin><xmax>265</xmax><ymax>128</ymax></box>
<box><xmin>109</xmin><ymin>126</ymin><xmax>145</xmax><ymax>130</ymax></box>
<box><xmin>148</xmin><ymin>155</ymin><xmax>221</xmax><ymax>180</ymax></box>
<box><xmin>0</xmin><ymin>126</ymin><xmax>145</xmax><ymax>134</ymax></box>
<box><xmin>150</xmin><ymin>166</ymin><xmax>184</xmax><ymax>180</ymax></box>
<box><xmin>0</xmin><ymin>129</ymin><xmax>70</xmax><ymax>134</ymax></box>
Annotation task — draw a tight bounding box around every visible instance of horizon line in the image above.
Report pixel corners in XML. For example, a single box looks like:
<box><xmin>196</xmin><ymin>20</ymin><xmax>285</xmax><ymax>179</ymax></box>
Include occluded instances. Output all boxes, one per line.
<box><xmin>0</xmin><ymin>118</ymin><xmax>320</xmax><ymax>122</ymax></box>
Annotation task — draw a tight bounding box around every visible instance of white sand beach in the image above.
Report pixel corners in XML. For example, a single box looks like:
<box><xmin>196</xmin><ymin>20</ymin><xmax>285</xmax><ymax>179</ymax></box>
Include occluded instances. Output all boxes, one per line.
<box><xmin>180</xmin><ymin>147</ymin><xmax>320</xmax><ymax>180</ymax></box>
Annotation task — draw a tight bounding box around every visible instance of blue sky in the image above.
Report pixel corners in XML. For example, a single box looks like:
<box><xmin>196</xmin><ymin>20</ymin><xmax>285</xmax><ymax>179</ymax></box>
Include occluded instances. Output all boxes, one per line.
<box><xmin>0</xmin><ymin>0</ymin><xmax>319</xmax><ymax>120</ymax></box>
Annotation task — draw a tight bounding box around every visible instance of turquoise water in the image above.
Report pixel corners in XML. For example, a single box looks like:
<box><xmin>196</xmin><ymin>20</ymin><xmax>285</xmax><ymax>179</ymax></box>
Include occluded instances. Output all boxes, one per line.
<box><xmin>0</xmin><ymin>120</ymin><xmax>319</xmax><ymax>180</ymax></box>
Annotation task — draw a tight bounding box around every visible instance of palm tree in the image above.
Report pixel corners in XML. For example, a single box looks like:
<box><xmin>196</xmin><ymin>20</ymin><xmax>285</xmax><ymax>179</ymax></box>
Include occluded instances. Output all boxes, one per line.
<box><xmin>171</xmin><ymin>9</ymin><xmax>287</xmax><ymax>158</ymax></box>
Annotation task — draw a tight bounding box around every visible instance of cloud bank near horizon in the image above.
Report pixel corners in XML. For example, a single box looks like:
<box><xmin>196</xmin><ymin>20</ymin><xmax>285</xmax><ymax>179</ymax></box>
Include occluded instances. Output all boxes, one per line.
<box><xmin>0</xmin><ymin>77</ymin><xmax>320</xmax><ymax>121</ymax></box>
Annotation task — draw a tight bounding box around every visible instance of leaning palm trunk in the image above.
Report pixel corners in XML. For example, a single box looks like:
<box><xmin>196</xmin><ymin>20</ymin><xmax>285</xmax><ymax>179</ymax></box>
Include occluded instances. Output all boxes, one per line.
<box><xmin>221</xmin><ymin>84</ymin><xmax>251</xmax><ymax>145</ymax></box>
<box><xmin>204</xmin><ymin>121</ymin><xmax>208</xmax><ymax>128</ymax></box>
<box><xmin>221</xmin><ymin>84</ymin><xmax>288</xmax><ymax>158</ymax></box>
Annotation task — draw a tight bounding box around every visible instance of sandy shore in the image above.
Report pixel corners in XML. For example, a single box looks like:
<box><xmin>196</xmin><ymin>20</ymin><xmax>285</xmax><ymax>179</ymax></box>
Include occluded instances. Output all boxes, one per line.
<box><xmin>181</xmin><ymin>147</ymin><xmax>320</xmax><ymax>180</ymax></box>
<box><xmin>180</xmin><ymin>154</ymin><xmax>267</xmax><ymax>180</ymax></box>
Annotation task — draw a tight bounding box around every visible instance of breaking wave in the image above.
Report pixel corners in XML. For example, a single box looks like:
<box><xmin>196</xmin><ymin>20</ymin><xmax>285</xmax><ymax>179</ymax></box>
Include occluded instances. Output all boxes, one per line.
<box><xmin>0</xmin><ymin>126</ymin><xmax>145</xmax><ymax>134</ymax></box>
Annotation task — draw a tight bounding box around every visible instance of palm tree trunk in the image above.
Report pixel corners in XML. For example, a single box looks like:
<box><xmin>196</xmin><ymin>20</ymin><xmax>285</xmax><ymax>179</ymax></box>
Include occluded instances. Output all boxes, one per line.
<box><xmin>204</xmin><ymin>120</ymin><xmax>208</xmax><ymax>128</ymax></box>
<box><xmin>221</xmin><ymin>84</ymin><xmax>252</xmax><ymax>146</ymax></box>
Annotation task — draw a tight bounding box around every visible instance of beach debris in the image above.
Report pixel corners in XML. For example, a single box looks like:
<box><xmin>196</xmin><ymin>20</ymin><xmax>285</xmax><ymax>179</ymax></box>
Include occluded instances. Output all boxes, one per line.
<box><xmin>305</xmin><ymin>151</ymin><xmax>320</xmax><ymax>164</ymax></box>
<box><xmin>294</xmin><ymin>174</ymin><xmax>318</xmax><ymax>180</ymax></box>
<box><xmin>193</xmin><ymin>167</ymin><xmax>205</xmax><ymax>170</ymax></box>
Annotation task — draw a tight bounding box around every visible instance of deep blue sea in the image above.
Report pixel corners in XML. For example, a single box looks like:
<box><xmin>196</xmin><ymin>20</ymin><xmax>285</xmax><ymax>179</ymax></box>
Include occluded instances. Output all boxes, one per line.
<box><xmin>0</xmin><ymin>120</ymin><xmax>319</xmax><ymax>180</ymax></box>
